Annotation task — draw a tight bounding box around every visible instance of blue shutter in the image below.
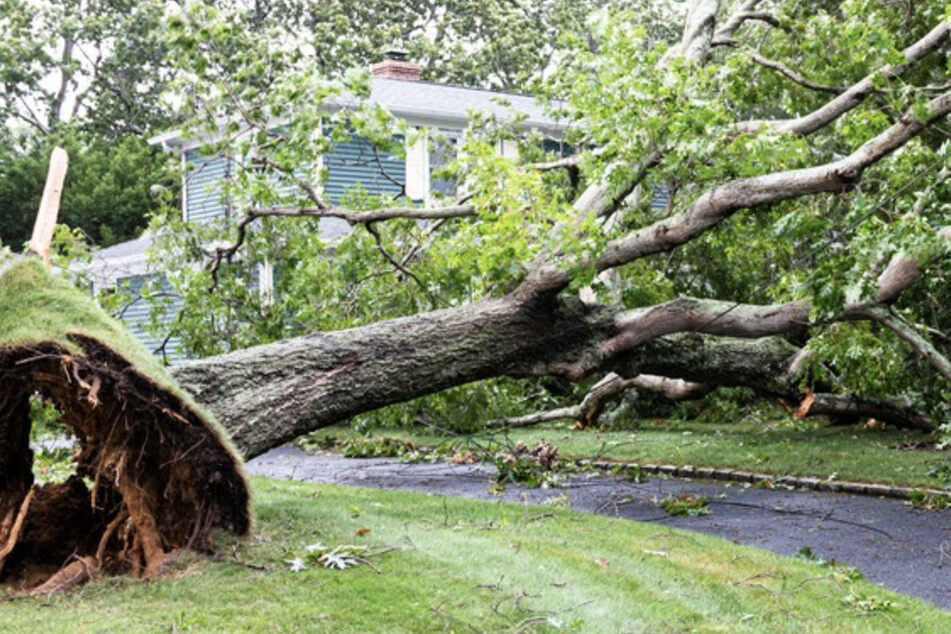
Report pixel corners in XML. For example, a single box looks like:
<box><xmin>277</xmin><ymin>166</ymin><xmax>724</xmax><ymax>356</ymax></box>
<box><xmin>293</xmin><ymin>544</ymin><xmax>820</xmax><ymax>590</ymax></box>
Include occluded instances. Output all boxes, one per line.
<box><xmin>650</xmin><ymin>185</ymin><xmax>670</xmax><ymax>210</ymax></box>
<box><xmin>324</xmin><ymin>135</ymin><xmax>405</xmax><ymax>203</ymax></box>
<box><xmin>185</xmin><ymin>149</ymin><xmax>231</xmax><ymax>222</ymax></box>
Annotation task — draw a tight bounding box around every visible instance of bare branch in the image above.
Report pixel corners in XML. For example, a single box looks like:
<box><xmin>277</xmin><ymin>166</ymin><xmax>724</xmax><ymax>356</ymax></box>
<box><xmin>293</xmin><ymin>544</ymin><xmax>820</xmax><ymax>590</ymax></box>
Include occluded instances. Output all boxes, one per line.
<box><xmin>748</xmin><ymin>52</ymin><xmax>845</xmax><ymax>95</ymax></box>
<box><xmin>487</xmin><ymin>406</ymin><xmax>579</xmax><ymax>428</ymax></box>
<box><xmin>487</xmin><ymin>371</ymin><xmax>709</xmax><ymax>430</ymax></box>
<box><xmin>245</xmin><ymin>203</ymin><xmax>476</xmax><ymax>225</ymax></box>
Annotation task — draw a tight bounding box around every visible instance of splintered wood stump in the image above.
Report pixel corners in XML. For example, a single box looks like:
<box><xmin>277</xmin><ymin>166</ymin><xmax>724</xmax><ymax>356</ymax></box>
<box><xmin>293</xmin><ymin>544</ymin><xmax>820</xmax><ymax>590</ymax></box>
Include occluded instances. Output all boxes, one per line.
<box><xmin>0</xmin><ymin>260</ymin><xmax>249</xmax><ymax>593</ymax></box>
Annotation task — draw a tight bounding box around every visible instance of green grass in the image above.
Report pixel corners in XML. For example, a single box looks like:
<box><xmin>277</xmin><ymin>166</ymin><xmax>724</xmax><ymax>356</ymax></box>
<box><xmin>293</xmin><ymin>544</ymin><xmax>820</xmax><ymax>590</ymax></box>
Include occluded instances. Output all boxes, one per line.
<box><xmin>0</xmin><ymin>477</ymin><xmax>947</xmax><ymax>633</ymax></box>
<box><xmin>308</xmin><ymin>419</ymin><xmax>951</xmax><ymax>490</ymax></box>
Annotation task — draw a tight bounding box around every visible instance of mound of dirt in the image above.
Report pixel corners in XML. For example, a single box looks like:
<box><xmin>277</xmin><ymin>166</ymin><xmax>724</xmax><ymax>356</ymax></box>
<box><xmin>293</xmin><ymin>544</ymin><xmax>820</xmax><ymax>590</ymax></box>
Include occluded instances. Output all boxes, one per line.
<box><xmin>0</xmin><ymin>259</ymin><xmax>249</xmax><ymax>593</ymax></box>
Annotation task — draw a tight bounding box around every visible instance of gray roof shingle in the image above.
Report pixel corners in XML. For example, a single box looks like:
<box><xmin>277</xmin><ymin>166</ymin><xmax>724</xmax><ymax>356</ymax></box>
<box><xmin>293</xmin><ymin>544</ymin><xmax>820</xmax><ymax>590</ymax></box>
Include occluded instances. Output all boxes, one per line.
<box><xmin>94</xmin><ymin>234</ymin><xmax>154</xmax><ymax>260</ymax></box>
<box><xmin>349</xmin><ymin>77</ymin><xmax>564</xmax><ymax>134</ymax></box>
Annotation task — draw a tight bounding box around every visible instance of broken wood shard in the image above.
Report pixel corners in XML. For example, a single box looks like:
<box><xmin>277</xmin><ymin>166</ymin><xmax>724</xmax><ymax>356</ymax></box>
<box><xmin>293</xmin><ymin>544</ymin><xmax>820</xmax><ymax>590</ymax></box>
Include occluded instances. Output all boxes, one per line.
<box><xmin>29</xmin><ymin>147</ymin><xmax>68</xmax><ymax>269</ymax></box>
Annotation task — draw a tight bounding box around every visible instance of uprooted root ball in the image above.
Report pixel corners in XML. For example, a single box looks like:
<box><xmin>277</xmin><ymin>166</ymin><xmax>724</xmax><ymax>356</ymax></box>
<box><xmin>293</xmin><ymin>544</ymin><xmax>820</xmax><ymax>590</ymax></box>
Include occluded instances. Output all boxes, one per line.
<box><xmin>0</xmin><ymin>336</ymin><xmax>250</xmax><ymax>593</ymax></box>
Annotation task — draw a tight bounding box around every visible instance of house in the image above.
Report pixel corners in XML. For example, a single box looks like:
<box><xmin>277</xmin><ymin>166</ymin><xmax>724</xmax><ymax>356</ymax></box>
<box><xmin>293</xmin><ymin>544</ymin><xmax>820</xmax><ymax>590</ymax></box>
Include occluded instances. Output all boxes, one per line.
<box><xmin>89</xmin><ymin>52</ymin><xmax>572</xmax><ymax>360</ymax></box>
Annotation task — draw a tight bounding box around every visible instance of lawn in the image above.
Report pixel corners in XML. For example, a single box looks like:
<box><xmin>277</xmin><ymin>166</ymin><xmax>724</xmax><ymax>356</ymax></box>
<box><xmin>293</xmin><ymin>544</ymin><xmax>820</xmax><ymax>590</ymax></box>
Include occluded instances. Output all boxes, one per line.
<box><xmin>305</xmin><ymin>419</ymin><xmax>951</xmax><ymax>490</ymax></box>
<box><xmin>1</xmin><ymin>477</ymin><xmax>948</xmax><ymax>633</ymax></box>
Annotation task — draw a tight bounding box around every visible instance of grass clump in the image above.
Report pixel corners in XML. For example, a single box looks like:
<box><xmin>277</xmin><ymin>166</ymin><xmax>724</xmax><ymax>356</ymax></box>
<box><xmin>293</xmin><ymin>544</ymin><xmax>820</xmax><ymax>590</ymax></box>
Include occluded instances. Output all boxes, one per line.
<box><xmin>906</xmin><ymin>490</ymin><xmax>951</xmax><ymax>510</ymax></box>
<box><xmin>657</xmin><ymin>492</ymin><xmax>711</xmax><ymax>517</ymax></box>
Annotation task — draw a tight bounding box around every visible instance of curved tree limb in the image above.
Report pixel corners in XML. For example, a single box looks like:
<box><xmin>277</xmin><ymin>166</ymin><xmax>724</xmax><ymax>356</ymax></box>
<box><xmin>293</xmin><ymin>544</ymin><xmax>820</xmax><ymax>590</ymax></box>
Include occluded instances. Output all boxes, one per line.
<box><xmin>207</xmin><ymin>202</ymin><xmax>476</xmax><ymax>290</ymax></box>
<box><xmin>747</xmin><ymin>51</ymin><xmax>845</xmax><ymax>95</ymax></box>
<box><xmin>711</xmin><ymin>0</ymin><xmax>768</xmax><ymax>44</ymax></box>
<box><xmin>487</xmin><ymin>372</ymin><xmax>711</xmax><ymax>429</ymax></box>
<box><xmin>596</xmin><ymin>89</ymin><xmax>951</xmax><ymax>272</ymax></box>
<box><xmin>736</xmin><ymin>19</ymin><xmax>950</xmax><ymax>136</ymax></box>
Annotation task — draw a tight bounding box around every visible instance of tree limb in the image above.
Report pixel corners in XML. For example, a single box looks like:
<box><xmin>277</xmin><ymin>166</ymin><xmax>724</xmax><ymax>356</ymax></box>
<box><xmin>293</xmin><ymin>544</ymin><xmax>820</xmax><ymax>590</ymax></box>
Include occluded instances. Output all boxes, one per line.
<box><xmin>736</xmin><ymin>19</ymin><xmax>951</xmax><ymax>136</ymax></box>
<box><xmin>748</xmin><ymin>51</ymin><xmax>845</xmax><ymax>95</ymax></box>
<box><xmin>597</xmin><ymin>89</ymin><xmax>951</xmax><ymax>271</ymax></box>
<box><xmin>207</xmin><ymin>202</ymin><xmax>476</xmax><ymax>290</ymax></box>
<box><xmin>857</xmin><ymin>305</ymin><xmax>951</xmax><ymax>382</ymax></box>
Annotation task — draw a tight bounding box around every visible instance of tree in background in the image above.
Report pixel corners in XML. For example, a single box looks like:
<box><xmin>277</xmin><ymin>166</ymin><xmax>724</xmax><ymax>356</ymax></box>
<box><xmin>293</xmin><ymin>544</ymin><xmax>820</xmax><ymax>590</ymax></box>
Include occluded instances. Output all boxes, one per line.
<box><xmin>0</xmin><ymin>0</ymin><xmax>171</xmax><ymax>137</ymax></box>
<box><xmin>0</xmin><ymin>0</ymin><xmax>620</xmax><ymax>249</ymax></box>
<box><xmin>0</xmin><ymin>132</ymin><xmax>175</xmax><ymax>247</ymax></box>
<box><xmin>0</xmin><ymin>0</ymin><xmax>174</xmax><ymax>246</ymax></box>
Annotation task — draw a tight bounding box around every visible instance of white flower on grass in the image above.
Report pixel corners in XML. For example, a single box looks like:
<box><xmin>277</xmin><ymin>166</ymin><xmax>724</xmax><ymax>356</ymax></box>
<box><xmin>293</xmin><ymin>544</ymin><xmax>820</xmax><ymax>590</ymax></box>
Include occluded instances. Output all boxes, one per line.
<box><xmin>305</xmin><ymin>542</ymin><xmax>328</xmax><ymax>553</ymax></box>
<box><xmin>286</xmin><ymin>557</ymin><xmax>307</xmax><ymax>572</ymax></box>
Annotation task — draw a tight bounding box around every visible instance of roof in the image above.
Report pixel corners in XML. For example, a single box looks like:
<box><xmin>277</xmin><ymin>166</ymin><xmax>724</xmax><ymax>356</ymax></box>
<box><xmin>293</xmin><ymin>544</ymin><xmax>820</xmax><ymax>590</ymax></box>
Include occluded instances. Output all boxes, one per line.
<box><xmin>336</xmin><ymin>77</ymin><xmax>564</xmax><ymax>133</ymax></box>
<box><xmin>150</xmin><ymin>76</ymin><xmax>565</xmax><ymax>150</ymax></box>
<box><xmin>94</xmin><ymin>234</ymin><xmax>155</xmax><ymax>261</ymax></box>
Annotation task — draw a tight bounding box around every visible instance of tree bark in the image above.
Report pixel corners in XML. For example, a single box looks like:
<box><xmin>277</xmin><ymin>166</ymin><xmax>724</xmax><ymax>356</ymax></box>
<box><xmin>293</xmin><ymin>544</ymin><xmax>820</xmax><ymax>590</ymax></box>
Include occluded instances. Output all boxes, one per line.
<box><xmin>175</xmin><ymin>301</ymin><xmax>934</xmax><ymax>462</ymax></box>
<box><xmin>172</xmin><ymin>294</ymin><xmax>614</xmax><ymax>459</ymax></box>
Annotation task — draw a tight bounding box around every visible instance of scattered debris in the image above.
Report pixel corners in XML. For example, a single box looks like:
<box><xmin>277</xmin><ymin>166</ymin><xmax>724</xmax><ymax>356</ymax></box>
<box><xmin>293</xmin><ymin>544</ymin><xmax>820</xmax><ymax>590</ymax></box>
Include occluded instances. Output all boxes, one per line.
<box><xmin>657</xmin><ymin>493</ymin><xmax>710</xmax><ymax>517</ymax></box>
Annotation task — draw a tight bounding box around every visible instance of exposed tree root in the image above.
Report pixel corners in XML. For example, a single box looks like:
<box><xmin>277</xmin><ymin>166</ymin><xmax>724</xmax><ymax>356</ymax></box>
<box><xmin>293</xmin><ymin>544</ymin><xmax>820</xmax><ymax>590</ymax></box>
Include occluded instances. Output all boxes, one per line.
<box><xmin>0</xmin><ymin>489</ymin><xmax>34</xmax><ymax>578</ymax></box>
<box><xmin>0</xmin><ymin>336</ymin><xmax>250</xmax><ymax>594</ymax></box>
<box><xmin>30</xmin><ymin>556</ymin><xmax>100</xmax><ymax>596</ymax></box>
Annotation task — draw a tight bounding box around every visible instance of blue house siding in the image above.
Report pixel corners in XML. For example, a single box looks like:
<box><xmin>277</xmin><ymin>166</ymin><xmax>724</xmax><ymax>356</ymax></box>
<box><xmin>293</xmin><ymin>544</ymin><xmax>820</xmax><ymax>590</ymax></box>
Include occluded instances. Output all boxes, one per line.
<box><xmin>185</xmin><ymin>149</ymin><xmax>232</xmax><ymax>222</ymax></box>
<box><xmin>185</xmin><ymin>136</ymin><xmax>406</xmax><ymax>220</ymax></box>
<box><xmin>324</xmin><ymin>135</ymin><xmax>405</xmax><ymax>203</ymax></box>
<box><xmin>116</xmin><ymin>274</ymin><xmax>183</xmax><ymax>363</ymax></box>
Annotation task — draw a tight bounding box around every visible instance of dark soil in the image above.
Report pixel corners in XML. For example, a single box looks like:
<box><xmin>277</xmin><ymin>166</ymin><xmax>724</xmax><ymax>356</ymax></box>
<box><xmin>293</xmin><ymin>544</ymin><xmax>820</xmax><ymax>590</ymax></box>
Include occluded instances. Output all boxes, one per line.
<box><xmin>0</xmin><ymin>338</ymin><xmax>248</xmax><ymax>590</ymax></box>
<box><xmin>248</xmin><ymin>446</ymin><xmax>951</xmax><ymax>611</ymax></box>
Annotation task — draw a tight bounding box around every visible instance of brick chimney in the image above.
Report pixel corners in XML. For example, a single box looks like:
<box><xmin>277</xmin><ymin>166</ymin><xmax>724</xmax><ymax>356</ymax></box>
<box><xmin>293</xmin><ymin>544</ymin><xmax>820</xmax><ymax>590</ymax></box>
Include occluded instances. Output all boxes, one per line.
<box><xmin>370</xmin><ymin>49</ymin><xmax>423</xmax><ymax>81</ymax></box>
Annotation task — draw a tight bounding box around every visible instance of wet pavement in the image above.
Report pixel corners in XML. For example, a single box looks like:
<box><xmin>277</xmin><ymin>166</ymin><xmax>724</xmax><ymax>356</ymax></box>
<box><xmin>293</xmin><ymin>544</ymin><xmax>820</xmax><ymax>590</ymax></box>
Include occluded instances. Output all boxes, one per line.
<box><xmin>248</xmin><ymin>446</ymin><xmax>951</xmax><ymax>610</ymax></box>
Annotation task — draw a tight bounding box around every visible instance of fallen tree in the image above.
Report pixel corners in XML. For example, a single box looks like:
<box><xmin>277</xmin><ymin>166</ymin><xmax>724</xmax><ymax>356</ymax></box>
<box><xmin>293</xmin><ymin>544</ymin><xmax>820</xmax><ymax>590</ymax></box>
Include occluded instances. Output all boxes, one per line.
<box><xmin>164</xmin><ymin>0</ymin><xmax>951</xmax><ymax>457</ymax></box>
<box><xmin>7</xmin><ymin>2</ymin><xmax>951</xmax><ymax>592</ymax></box>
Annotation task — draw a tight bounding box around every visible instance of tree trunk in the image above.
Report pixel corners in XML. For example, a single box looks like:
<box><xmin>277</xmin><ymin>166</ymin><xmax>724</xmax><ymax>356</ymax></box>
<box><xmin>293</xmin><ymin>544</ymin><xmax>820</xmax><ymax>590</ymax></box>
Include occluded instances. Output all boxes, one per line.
<box><xmin>175</xmin><ymin>306</ymin><xmax>933</xmax><ymax>461</ymax></box>
<box><xmin>172</xmin><ymin>294</ymin><xmax>613</xmax><ymax>459</ymax></box>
